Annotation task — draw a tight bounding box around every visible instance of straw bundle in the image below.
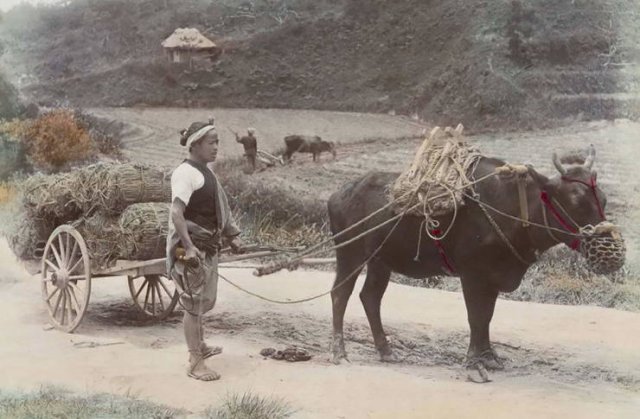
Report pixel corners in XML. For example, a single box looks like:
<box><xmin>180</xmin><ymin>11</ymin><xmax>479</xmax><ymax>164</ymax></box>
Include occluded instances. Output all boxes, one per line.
<box><xmin>21</xmin><ymin>172</ymin><xmax>83</xmax><ymax>222</ymax></box>
<box><xmin>76</xmin><ymin>212</ymin><xmax>121</xmax><ymax>269</ymax></box>
<box><xmin>21</xmin><ymin>163</ymin><xmax>171</xmax><ymax>221</ymax></box>
<box><xmin>75</xmin><ymin>163</ymin><xmax>171</xmax><ymax>214</ymax></box>
<box><xmin>117</xmin><ymin>203</ymin><xmax>170</xmax><ymax>261</ymax></box>
<box><xmin>390</xmin><ymin>124</ymin><xmax>481</xmax><ymax>217</ymax></box>
<box><xmin>75</xmin><ymin>203</ymin><xmax>169</xmax><ymax>268</ymax></box>
<box><xmin>12</xmin><ymin>163</ymin><xmax>171</xmax><ymax>263</ymax></box>
<box><xmin>7</xmin><ymin>213</ymin><xmax>54</xmax><ymax>260</ymax></box>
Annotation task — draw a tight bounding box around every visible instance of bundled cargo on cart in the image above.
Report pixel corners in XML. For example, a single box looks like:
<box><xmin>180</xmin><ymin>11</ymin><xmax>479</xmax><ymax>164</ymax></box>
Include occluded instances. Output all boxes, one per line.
<box><xmin>8</xmin><ymin>163</ymin><xmax>172</xmax><ymax>264</ymax></box>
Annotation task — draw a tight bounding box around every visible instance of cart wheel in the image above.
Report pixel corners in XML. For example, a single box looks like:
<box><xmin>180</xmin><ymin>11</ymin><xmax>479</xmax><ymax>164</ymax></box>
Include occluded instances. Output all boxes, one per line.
<box><xmin>41</xmin><ymin>225</ymin><xmax>91</xmax><ymax>333</ymax></box>
<box><xmin>128</xmin><ymin>275</ymin><xmax>179</xmax><ymax>320</ymax></box>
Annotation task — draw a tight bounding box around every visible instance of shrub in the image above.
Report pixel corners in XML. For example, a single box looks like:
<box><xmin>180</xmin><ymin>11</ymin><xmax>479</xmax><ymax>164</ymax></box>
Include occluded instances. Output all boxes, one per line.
<box><xmin>19</xmin><ymin>109</ymin><xmax>93</xmax><ymax>170</ymax></box>
<box><xmin>205</xmin><ymin>392</ymin><xmax>295</xmax><ymax>419</ymax></box>
<box><xmin>73</xmin><ymin>109</ymin><xmax>124</xmax><ymax>157</ymax></box>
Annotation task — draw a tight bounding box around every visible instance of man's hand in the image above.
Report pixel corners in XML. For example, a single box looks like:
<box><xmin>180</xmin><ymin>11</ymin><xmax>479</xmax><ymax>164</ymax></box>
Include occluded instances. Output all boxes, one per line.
<box><xmin>229</xmin><ymin>236</ymin><xmax>247</xmax><ymax>254</ymax></box>
<box><xmin>185</xmin><ymin>245</ymin><xmax>204</xmax><ymax>261</ymax></box>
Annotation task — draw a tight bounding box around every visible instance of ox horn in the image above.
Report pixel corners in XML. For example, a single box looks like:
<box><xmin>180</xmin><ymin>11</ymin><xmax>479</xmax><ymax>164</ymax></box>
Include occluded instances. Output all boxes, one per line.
<box><xmin>552</xmin><ymin>152</ymin><xmax>566</xmax><ymax>175</ymax></box>
<box><xmin>583</xmin><ymin>144</ymin><xmax>596</xmax><ymax>170</ymax></box>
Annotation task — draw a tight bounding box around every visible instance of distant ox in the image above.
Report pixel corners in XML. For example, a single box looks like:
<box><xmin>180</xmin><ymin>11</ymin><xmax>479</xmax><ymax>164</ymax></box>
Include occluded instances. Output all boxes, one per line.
<box><xmin>283</xmin><ymin>135</ymin><xmax>337</xmax><ymax>162</ymax></box>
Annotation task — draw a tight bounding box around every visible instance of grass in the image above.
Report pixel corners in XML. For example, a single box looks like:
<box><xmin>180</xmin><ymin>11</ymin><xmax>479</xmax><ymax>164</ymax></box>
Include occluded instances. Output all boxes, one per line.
<box><xmin>508</xmin><ymin>246</ymin><xmax>640</xmax><ymax>310</ymax></box>
<box><xmin>0</xmin><ymin>385</ymin><xmax>185</xmax><ymax>419</ymax></box>
<box><xmin>215</xmin><ymin>156</ymin><xmax>331</xmax><ymax>252</ymax></box>
<box><xmin>216</xmin><ymin>156</ymin><xmax>327</xmax><ymax>228</ymax></box>
<box><xmin>204</xmin><ymin>392</ymin><xmax>295</xmax><ymax>419</ymax></box>
<box><xmin>0</xmin><ymin>387</ymin><xmax>296</xmax><ymax>419</ymax></box>
<box><xmin>392</xmin><ymin>246</ymin><xmax>640</xmax><ymax>311</ymax></box>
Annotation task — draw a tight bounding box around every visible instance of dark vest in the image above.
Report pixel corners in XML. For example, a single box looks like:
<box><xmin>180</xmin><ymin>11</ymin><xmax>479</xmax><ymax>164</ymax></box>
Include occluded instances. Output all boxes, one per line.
<box><xmin>183</xmin><ymin>160</ymin><xmax>219</xmax><ymax>232</ymax></box>
<box><xmin>239</xmin><ymin>135</ymin><xmax>257</xmax><ymax>155</ymax></box>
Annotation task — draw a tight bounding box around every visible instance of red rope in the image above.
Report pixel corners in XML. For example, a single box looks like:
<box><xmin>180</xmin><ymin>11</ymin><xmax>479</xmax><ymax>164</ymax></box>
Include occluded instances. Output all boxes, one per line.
<box><xmin>540</xmin><ymin>191</ymin><xmax>581</xmax><ymax>250</ymax></box>
<box><xmin>540</xmin><ymin>191</ymin><xmax>577</xmax><ymax>233</ymax></box>
<box><xmin>560</xmin><ymin>176</ymin><xmax>606</xmax><ymax>221</ymax></box>
<box><xmin>430</xmin><ymin>229</ymin><xmax>455</xmax><ymax>274</ymax></box>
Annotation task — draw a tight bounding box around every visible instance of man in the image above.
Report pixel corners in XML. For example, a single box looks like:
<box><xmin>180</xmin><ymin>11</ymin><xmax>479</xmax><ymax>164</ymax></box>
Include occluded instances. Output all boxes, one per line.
<box><xmin>236</xmin><ymin>127</ymin><xmax>258</xmax><ymax>172</ymax></box>
<box><xmin>166</xmin><ymin>119</ymin><xmax>246</xmax><ymax>381</ymax></box>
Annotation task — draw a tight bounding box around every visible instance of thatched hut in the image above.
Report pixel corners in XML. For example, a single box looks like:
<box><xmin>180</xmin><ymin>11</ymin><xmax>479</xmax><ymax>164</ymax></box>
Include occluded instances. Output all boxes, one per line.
<box><xmin>161</xmin><ymin>28</ymin><xmax>220</xmax><ymax>66</ymax></box>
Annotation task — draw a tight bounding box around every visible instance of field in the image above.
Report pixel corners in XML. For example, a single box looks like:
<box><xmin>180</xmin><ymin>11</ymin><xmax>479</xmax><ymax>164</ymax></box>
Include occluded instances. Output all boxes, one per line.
<box><xmin>93</xmin><ymin>107</ymin><xmax>640</xmax><ymax>274</ymax></box>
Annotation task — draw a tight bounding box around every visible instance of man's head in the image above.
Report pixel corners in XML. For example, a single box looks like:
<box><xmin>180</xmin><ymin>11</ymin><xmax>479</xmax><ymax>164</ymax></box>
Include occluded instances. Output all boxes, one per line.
<box><xmin>179</xmin><ymin>121</ymin><xmax>219</xmax><ymax>163</ymax></box>
<box><xmin>247</xmin><ymin>127</ymin><xmax>255</xmax><ymax>136</ymax></box>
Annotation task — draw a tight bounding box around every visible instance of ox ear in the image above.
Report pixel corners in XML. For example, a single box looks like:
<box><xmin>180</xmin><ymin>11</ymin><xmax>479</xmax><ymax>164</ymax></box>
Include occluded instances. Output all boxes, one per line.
<box><xmin>526</xmin><ymin>165</ymin><xmax>550</xmax><ymax>188</ymax></box>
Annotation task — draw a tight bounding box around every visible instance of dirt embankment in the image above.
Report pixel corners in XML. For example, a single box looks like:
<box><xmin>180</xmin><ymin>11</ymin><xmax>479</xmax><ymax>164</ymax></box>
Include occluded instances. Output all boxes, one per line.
<box><xmin>2</xmin><ymin>0</ymin><xmax>638</xmax><ymax>130</ymax></box>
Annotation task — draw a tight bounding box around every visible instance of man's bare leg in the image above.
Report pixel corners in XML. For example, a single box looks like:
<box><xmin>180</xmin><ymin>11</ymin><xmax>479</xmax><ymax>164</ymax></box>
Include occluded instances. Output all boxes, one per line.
<box><xmin>184</xmin><ymin>311</ymin><xmax>220</xmax><ymax>381</ymax></box>
<box><xmin>199</xmin><ymin>318</ymin><xmax>222</xmax><ymax>359</ymax></box>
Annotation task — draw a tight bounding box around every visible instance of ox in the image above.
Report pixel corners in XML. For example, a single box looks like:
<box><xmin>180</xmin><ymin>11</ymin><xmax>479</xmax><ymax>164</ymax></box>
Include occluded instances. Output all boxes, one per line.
<box><xmin>283</xmin><ymin>135</ymin><xmax>337</xmax><ymax>162</ymax></box>
<box><xmin>327</xmin><ymin>146</ymin><xmax>610</xmax><ymax>379</ymax></box>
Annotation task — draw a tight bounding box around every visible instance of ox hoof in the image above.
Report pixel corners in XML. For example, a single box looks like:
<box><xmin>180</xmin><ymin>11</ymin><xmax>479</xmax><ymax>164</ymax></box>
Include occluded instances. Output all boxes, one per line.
<box><xmin>331</xmin><ymin>352</ymin><xmax>349</xmax><ymax>365</ymax></box>
<box><xmin>465</xmin><ymin>363</ymin><xmax>492</xmax><ymax>384</ymax></box>
<box><xmin>379</xmin><ymin>352</ymin><xmax>399</xmax><ymax>363</ymax></box>
<box><xmin>466</xmin><ymin>348</ymin><xmax>505</xmax><ymax>371</ymax></box>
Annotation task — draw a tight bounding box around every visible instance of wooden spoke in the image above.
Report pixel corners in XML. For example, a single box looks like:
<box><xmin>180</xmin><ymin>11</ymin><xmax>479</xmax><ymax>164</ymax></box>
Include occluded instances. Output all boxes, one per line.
<box><xmin>59</xmin><ymin>290</ymin><xmax>67</xmax><ymax>325</ymax></box>
<box><xmin>68</xmin><ymin>282</ymin><xmax>85</xmax><ymax>307</ymax></box>
<box><xmin>64</xmin><ymin>290</ymin><xmax>71</xmax><ymax>325</ymax></box>
<box><xmin>45</xmin><ymin>259</ymin><xmax>58</xmax><ymax>272</ymax></box>
<box><xmin>52</xmin><ymin>289</ymin><xmax>63</xmax><ymax>320</ymax></box>
<box><xmin>143</xmin><ymin>281</ymin><xmax>151</xmax><ymax>311</ymax></box>
<box><xmin>42</xmin><ymin>225</ymin><xmax>91</xmax><ymax>333</ymax></box>
<box><xmin>68</xmin><ymin>256</ymin><xmax>83</xmax><ymax>276</ymax></box>
<box><xmin>67</xmin><ymin>240</ymin><xmax>79</xmax><ymax>268</ymax></box>
<box><xmin>67</xmin><ymin>288</ymin><xmax>80</xmax><ymax>314</ymax></box>
<box><xmin>50</xmin><ymin>244</ymin><xmax>63</xmax><ymax>269</ymax></box>
<box><xmin>158</xmin><ymin>277</ymin><xmax>173</xmax><ymax>299</ymax></box>
<box><xmin>128</xmin><ymin>275</ymin><xmax>179</xmax><ymax>320</ymax></box>
<box><xmin>134</xmin><ymin>278</ymin><xmax>148</xmax><ymax>300</ymax></box>
<box><xmin>65</xmin><ymin>232</ymin><xmax>72</xmax><ymax>265</ymax></box>
<box><xmin>156</xmin><ymin>283</ymin><xmax>165</xmax><ymax>312</ymax></box>
<box><xmin>46</xmin><ymin>287</ymin><xmax>60</xmax><ymax>303</ymax></box>
<box><xmin>57</xmin><ymin>234</ymin><xmax>67</xmax><ymax>267</ymax></box>
<box><xmin>151</xmin><ymin>281</ymin><xmax>157</xmax><ymax>315</ymax></box>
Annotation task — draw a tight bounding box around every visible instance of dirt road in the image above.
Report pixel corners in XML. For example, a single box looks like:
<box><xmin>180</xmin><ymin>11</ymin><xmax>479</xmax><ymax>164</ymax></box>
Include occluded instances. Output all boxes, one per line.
<box><xmin>1</xmin><ymin>239</ymin><xmax>638</xmax><ymax>418</ymax></box>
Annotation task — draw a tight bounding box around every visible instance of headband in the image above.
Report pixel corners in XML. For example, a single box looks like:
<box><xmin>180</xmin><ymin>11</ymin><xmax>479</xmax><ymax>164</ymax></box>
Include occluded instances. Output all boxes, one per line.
<box><xmin>185</xmin><ymin>125</ymin><xmax>216</xmax><ymax>148</ymax></box>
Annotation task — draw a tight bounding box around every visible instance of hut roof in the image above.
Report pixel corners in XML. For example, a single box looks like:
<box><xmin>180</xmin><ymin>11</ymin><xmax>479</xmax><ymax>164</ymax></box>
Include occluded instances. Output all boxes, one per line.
<box><xmin>161</xmin><ymin>28</ymin><xmax>217</xmax><ymax>50</ymax></box>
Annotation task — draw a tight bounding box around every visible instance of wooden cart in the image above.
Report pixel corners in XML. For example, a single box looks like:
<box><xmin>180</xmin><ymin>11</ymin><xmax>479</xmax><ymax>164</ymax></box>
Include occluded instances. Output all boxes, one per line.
<box><xmin>38</xmin><ymin>225</ymin><xmax>180</xmax><ymax>333</ymax></box>
<box><xmin>36</xmin><ymin>224</ymin><xmax>332</xmax><ymax>333</ymax></box>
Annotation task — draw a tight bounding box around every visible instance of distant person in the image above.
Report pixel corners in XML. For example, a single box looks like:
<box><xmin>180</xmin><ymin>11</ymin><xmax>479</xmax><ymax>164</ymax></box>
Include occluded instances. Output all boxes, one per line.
<box><xmin>236</xmin><ymin>127</ymin><xmax>258</xmax><ymax>172</ymax></box>
<box><xmin>167</xmin><ymin>118</ymin><xmax>246</xmax><ymax>381</ymax></box>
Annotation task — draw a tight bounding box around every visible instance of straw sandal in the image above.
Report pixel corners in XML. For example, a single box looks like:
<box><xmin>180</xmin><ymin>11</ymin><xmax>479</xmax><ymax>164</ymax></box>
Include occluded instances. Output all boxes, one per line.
<box><xmin>187</xmin><ymin>355</ymin><xmax>220</xmax><ymax>381</ymax></box>
<box><xmin>201</xmin><ymin>344</ymin><xmax>223</xmax><ymax>359</ymax></box>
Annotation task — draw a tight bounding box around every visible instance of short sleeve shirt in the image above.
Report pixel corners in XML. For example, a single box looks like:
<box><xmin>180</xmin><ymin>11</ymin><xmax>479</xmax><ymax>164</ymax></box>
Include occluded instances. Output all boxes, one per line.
<box><xmin>171</xmin><ymin>163</ymin><xmax>206</xmax><ymax>205</ymax></box>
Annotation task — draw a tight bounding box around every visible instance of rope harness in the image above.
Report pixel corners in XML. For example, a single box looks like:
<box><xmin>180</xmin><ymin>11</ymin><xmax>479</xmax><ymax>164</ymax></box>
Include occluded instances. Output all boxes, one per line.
<box><xmin>176</xmin><ymin>135</ymin><xmax>625</xmax><ymax>304</ymax></box>
<box><xmin>537</xmin><ymin>174</ymin><xmax>625</xmax><ymax>274</ymax></box>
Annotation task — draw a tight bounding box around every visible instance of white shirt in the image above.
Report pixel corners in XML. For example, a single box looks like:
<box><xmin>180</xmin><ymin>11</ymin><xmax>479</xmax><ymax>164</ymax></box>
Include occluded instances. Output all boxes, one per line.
<box><xmin>170</xmin><ymin>162</ymin><xmax>209</xmax><ymax>205</ymax></box>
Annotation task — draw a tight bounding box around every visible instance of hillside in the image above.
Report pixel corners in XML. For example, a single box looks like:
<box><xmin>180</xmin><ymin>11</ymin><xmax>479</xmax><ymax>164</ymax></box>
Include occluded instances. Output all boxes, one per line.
<box><xmin>0</xmin><ymin>72</ymin><xmax>20</xmax><ymax>119</ymax></box>
<box><xmin>1</xmin><ymin>0</ymin><xmax>639</xmax><ymax>130</ymax></box>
